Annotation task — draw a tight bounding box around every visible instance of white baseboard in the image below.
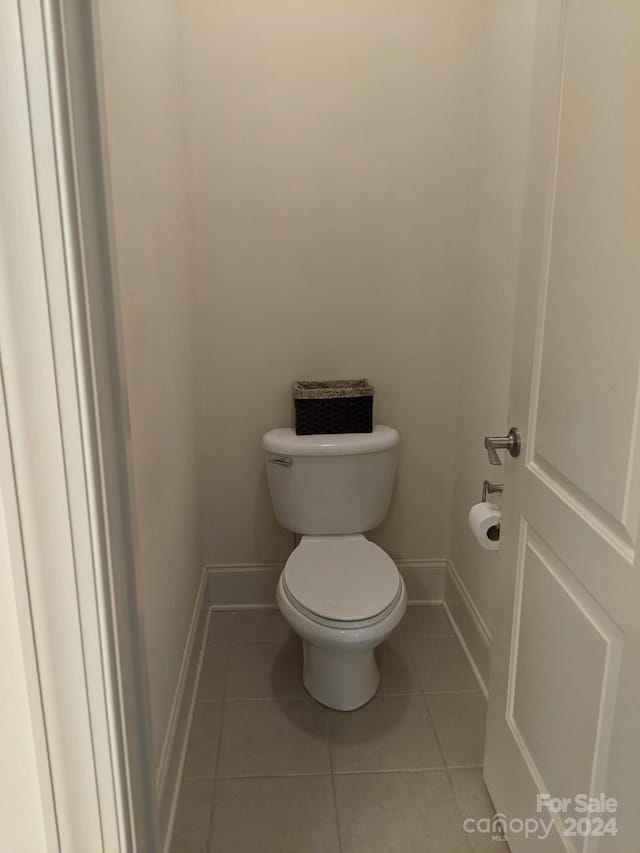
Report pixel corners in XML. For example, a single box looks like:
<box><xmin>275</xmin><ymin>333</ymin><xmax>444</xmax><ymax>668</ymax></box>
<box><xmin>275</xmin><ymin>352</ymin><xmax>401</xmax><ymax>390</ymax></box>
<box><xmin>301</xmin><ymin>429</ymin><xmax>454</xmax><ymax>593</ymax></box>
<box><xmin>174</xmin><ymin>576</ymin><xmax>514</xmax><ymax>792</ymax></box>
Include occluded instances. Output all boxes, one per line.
<box><xmin>396</xmin><ymin>558</ymin><xmax>447</xmax><ymax>604</ymax></box>
<box><xmin>206</xmin><ymin>558</ymin><xmax>447</xmax><ymax>608</ymax></box>
<box><xmin>204</xmin><ymin>558</ymin><xmax>491</xmax><ymax>691</ymax></box>
<box><xmin>157</xmin><ymin>568</ymin><xmax>210</xmax><ymax>853</ymax></box>
<box><xmin>207</xmin><ymin>562</ymin><xmax>282</xmax><ymax>608</ymax></box>
<box><xmin>443</xmin><ymin>560</ymin><xmax>491</xmax><ymax>696</ymax></box>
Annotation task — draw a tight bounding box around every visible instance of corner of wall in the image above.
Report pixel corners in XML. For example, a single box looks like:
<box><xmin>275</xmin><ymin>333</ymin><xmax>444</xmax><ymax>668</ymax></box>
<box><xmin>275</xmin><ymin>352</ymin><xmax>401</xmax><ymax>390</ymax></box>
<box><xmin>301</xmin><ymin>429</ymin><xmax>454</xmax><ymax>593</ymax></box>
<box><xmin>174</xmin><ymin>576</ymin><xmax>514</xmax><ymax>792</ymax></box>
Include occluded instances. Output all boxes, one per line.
<box><xmin>444</xmin><ymin>2</ymin><xmax>537</xmax><ymax>699</ymax></box>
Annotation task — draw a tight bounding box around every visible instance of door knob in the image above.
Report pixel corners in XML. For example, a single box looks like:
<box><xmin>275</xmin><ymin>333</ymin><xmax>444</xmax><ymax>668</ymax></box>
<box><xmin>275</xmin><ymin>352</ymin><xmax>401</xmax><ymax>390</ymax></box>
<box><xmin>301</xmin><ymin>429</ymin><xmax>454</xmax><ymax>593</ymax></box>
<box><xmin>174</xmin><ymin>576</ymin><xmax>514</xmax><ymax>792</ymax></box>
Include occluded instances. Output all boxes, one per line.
<box><xmin>484</xmin><ymin>428</ymin><xmax>521</xmax><ymax>466</ymax></box>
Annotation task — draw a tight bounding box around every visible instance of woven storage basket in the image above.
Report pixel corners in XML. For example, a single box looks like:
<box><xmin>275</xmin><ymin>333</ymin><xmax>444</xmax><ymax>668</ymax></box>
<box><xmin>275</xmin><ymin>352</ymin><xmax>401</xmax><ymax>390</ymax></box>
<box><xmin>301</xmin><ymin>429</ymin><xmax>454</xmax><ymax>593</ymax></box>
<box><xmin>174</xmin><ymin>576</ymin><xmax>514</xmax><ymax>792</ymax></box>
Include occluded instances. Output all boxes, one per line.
<box><xmin>293</xmin><ymin>379</ymin><xmax>374</xmax><ymax>435</ymax></box>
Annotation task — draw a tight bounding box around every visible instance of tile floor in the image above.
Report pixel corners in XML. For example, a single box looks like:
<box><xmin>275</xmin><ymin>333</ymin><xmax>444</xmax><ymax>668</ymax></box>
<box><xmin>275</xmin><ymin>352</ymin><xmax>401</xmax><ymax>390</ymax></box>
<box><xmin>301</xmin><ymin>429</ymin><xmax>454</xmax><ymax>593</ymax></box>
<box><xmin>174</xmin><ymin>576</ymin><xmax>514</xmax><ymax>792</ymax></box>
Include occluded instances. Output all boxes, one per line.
<box><xmin>170</xmin><ymin>605</ymin><xmax>508</xmax><ymax>853</ymax></box>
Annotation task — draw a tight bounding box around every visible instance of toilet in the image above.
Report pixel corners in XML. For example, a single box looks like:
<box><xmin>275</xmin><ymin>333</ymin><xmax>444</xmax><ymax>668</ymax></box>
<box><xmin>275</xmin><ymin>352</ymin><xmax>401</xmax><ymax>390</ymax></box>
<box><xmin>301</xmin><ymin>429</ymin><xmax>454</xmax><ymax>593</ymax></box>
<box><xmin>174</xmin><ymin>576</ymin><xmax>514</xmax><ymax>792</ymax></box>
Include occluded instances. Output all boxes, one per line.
<box><xmin>262</xmin><ymin>425</ymin><xmax>407</xmax><ymax>711</ymax></box>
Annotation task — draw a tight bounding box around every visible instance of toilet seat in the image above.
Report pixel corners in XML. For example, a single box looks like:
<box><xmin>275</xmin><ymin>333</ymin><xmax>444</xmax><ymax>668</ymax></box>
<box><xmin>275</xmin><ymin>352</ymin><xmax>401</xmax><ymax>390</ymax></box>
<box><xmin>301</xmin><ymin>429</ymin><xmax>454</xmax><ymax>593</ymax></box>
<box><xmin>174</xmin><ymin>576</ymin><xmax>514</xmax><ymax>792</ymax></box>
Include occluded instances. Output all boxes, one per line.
<box><xmin>282</xmin><ymin>534</ymin><xmax>401</xmax><ymax>626</ymax></box>
<box><xmin>281</xmin><ymin>578</ymin><xmax>404</xmax><ymax>631</ymax></box>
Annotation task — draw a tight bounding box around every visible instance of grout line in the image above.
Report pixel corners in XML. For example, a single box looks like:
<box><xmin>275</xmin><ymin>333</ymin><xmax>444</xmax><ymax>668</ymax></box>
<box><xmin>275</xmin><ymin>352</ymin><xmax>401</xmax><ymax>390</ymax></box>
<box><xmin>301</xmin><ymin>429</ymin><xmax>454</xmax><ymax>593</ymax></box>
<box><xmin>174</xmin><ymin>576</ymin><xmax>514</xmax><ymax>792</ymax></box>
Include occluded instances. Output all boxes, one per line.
<box><xmin>180</xmin><ymin>700</ymin><xmax>225</xmax><ymax>782</ymax></box>
<box><xmin>215</xmin><ymin>770</ymin><xmax>333</xmax><ymax>780</ymax></box>
<box><xmin>375</xmin><ymin>691</ymin><xmax>422</xmax><ymax>698</ymax></box>
<box><xmin>179</xmin><ymin>773</ymin><xmax>217</xmax><ymax>782</ymax></box>
<box><xmin>204</xmin><ymin>611</ymin><xmax>234</xmax><ymax>851</ymax></box>
<box><xmin>411</xmin><ymin>642</ymin><xmax>479</xmax><ymax>850</ymax></box>
<box><xmin>200</xmin><ymin>766</ymin><xmax>484</xmax><ymax>781</ymax></box>
<box><xmin>217</xmin><ymin>688</ymin><xmax>481</xmax><ymax>705</ymax></box>
<box><xmin>222</xmin><ymin>695</ymin><xmax>319</xmax><ymax>703</ymax></box>
<box><xmin>206</xmin><ymin>767</ymin><xmax>483</xmax><ymax>780</ymax></box>
<box><xmin>326</xmin><ymin>705</ymin><xmax>344</xmax><ymax>853</ymax></box>
<box><xmin>419</xmin><ymin>688</ymin><xmax>470</xmax><ymax>831</ymax></box>
<box><xmin>330</xmin><ymin>763</ymin><xmax>485</xmax><ymax>776</ymax></box>
<box><xmin>406</xmin><ymin>634</ymin><xmax>459</xmax><ymax>775</ymax></box>
<box><xmin>332</xmin><ymin>765</ymin><xmax>447</xmax><ymax>776</ymax></box>
<box><xmin>401</xmin><ymin>631</ymin><xmax>456</xmax><ymax>639</ymax></box>
<box><xmin>209</xmin><ymin>603</ymin><xmax>279</xmax><ymax>612</ymax></box>
<box><xmin>398</xmin><ymin>613</ymin><xmax>489</xmax><ymax>848</ymax></box>
<box><xmin>422</xmin><ymin>688</ymin><xmax>483</xmax><ymax>696</ymax></box>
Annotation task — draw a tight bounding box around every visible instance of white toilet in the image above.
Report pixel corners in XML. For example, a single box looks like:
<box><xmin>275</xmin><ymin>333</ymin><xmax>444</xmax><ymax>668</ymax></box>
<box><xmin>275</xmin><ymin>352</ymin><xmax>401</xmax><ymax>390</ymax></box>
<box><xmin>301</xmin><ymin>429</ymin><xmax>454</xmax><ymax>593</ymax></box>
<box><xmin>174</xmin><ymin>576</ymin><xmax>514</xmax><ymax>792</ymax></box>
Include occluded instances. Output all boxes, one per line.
<box><xmin>262</xmin><ymin>425</ymin><xmax>407</xmax><ymax>711</ymax></box>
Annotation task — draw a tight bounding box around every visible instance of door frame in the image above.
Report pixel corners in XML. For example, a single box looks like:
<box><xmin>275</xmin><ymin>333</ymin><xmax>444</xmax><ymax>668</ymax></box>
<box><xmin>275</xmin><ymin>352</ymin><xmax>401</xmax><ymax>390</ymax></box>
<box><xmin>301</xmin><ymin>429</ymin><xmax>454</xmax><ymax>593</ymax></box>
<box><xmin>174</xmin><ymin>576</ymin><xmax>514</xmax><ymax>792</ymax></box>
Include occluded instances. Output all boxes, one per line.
<box><xmin>0</xmin><ymin>1</ymin><xmax>155</xmax><ymax>849</ymax></box>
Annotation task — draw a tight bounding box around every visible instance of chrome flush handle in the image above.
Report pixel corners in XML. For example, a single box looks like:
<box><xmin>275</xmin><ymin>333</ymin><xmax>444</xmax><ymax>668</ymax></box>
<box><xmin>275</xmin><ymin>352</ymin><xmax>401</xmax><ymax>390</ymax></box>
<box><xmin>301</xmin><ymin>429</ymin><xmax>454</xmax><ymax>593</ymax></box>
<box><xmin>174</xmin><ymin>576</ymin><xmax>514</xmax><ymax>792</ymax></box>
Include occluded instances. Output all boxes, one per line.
<box><xmin>484</xmin><ymin>428</ymin><xmax>521</xmax><ymax>466</ymax></box>
<box><xmin>268</xmin><ymin>456</ymin><xmax>293</xmax><ymax>467</ymax></box>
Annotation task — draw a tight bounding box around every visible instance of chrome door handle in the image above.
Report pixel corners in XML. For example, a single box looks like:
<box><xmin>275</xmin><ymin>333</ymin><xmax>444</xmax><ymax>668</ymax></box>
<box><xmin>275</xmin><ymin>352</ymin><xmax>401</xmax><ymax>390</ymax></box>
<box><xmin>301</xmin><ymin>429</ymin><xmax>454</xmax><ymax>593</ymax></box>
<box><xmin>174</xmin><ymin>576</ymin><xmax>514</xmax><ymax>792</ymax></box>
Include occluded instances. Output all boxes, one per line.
<box><xmin>268</xmin><ymin>456</ymin><xmax>293</xmax><ymax>467</ymax></box>
<box><xmin>484</xmin><ymin>428</ymin><xmax>521</xmax><ymax>466</ymax></box>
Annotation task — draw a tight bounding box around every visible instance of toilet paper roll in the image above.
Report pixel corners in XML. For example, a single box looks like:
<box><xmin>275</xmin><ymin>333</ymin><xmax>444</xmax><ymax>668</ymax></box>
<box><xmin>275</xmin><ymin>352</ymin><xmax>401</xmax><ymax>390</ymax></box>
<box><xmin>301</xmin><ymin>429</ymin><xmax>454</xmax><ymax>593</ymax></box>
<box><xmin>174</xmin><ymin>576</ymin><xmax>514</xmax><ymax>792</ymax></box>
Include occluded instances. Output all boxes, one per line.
<box><xmin>468</xmin><ymin>502</ymin><xmax>501</xmax><ymax>551</ymax></box>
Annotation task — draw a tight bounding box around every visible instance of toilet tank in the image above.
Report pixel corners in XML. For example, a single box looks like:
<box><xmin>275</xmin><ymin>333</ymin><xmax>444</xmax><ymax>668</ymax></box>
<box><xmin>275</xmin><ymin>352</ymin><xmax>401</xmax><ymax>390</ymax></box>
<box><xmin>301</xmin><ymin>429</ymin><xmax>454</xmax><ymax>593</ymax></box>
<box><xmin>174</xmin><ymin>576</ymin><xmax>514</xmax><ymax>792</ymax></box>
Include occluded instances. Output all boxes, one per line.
<box><xmin>262</xmin><ymin>426</ymin><xmax>399</xmax><ymax>535</ymax></box>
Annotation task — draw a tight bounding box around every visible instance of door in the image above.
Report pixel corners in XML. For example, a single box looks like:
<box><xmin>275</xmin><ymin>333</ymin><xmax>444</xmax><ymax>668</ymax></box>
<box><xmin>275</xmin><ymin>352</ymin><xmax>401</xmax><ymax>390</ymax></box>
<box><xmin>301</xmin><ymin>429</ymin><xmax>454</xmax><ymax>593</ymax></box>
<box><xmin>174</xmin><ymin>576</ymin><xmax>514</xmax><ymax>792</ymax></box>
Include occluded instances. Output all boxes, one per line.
<box><xmin>485</xmin><ymin>3</ymin><xmax>640</xmax><ymax>852</ymax></box>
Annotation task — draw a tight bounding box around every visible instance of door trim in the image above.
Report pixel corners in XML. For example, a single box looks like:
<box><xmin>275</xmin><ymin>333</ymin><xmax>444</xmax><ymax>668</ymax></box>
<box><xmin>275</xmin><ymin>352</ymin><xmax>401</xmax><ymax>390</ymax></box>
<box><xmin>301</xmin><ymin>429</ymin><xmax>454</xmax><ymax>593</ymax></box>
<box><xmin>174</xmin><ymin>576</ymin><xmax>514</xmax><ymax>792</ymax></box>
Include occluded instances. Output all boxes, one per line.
<box><xmin>1</xmin><ymin>1</ymin><xmax>156</xmax><ymax>848</ymax></box>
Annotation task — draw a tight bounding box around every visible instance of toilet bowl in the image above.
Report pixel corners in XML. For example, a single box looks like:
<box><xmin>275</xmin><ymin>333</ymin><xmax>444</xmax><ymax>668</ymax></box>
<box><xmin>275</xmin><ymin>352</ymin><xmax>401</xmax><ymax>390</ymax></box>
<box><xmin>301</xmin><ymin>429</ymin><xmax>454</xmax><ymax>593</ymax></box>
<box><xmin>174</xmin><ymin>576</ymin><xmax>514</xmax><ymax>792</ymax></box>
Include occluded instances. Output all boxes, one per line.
<box><xmin>262</xmin><ymin>425</ymin><xmax>406</xmax><ymax>710</ymax></box>
<box><xmin>276</xmin><ymin>534</ymin><xmax>407</xmax><ymax>710</ymax></box>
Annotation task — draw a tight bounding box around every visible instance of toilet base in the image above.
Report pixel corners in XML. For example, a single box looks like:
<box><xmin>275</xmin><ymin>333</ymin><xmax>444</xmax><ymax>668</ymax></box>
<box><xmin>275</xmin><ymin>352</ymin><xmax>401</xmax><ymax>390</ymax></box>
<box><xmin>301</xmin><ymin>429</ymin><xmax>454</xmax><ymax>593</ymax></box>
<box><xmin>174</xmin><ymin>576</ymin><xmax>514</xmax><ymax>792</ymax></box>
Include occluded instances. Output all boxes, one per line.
<box><xmin>276</xmin><ymin>568</ymin><xmax>407</xmax><ymax>713</ymax></box>
<box><xmin>302</xmin><ymin>640</ymin><xmax>380</xmax><ymax>711</ymax></box>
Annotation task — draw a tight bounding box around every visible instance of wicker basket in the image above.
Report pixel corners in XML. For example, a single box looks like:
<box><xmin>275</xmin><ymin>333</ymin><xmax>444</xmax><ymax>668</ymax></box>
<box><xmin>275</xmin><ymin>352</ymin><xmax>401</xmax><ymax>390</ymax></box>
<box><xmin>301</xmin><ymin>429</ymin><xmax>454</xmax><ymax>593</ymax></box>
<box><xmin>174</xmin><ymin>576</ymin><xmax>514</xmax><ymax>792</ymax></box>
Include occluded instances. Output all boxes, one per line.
<box><xmin>293</xmin><ymin>379</ymin><xmax>374</xmax><ymax>435</ymax></box>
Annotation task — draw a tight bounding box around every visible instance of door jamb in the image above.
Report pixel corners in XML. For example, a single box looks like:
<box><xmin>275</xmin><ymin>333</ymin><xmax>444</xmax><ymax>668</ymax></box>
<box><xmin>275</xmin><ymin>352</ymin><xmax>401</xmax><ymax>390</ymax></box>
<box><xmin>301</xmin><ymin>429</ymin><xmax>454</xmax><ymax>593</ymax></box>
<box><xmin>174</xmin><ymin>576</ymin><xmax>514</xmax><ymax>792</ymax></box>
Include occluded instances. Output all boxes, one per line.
<box><xmin>0</xmin><ymin>1</ymin><xmax>156</xmax><ymax>848</ymax></box>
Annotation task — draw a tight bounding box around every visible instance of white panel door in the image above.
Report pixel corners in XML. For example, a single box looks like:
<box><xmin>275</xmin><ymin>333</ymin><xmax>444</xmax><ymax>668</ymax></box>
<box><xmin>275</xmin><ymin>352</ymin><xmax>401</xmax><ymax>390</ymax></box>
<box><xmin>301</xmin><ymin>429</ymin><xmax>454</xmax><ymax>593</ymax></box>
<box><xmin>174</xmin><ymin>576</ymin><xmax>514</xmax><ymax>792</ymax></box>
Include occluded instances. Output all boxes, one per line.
<box><xmin>485</xmin><ymin>3</ymin><xmax>640</xmax><ymax>852</ymax></box>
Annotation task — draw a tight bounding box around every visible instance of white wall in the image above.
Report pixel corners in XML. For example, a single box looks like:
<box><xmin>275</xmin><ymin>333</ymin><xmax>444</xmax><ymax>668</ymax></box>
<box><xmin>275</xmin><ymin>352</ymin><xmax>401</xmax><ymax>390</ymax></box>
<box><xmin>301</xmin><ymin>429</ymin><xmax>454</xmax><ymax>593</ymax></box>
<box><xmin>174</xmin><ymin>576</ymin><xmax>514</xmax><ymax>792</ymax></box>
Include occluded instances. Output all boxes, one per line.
<box><xmin>96</xmin><ymin>0</ymin><xmax>201</xmax><ymax>771</ymax></box>
<box><xmin>183</xmin><ymin>0</ymin><xmax>480</xmax><ymax>567</ymax></box>
<box><xmin>447</xmin><ymin>1</ymin><xmax>536</xmax><ymax>680</ymax></box>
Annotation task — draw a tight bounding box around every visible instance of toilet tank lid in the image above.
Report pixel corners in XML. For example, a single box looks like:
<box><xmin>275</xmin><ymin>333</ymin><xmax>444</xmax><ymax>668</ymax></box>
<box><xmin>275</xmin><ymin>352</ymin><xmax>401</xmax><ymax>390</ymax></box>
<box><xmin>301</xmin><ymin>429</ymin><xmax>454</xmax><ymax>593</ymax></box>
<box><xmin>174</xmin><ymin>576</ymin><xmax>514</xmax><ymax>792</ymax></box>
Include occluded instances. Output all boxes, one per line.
<box><xmin>262</xmin><ymin>426</ymin><xmax>399</xmax><ymax>457</ymax></box>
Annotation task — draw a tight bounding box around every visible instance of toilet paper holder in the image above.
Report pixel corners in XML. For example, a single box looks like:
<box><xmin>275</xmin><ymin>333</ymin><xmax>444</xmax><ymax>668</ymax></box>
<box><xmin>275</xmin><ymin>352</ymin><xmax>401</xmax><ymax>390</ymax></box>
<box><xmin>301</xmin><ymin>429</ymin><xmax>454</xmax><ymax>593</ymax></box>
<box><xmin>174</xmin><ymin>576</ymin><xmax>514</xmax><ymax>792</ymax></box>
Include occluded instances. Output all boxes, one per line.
<box><xmin>482</xmin><ymin>480</ymin><xmax>503</xmax><ymax>502</ymax></box>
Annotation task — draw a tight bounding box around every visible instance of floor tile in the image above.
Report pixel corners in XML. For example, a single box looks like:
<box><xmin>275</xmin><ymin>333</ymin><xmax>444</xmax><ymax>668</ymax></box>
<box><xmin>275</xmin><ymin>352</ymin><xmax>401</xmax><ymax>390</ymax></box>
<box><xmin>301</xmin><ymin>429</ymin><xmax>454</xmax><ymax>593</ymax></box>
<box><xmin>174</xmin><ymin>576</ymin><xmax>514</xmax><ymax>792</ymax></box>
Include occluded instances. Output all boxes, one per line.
<box><xmin>172</xmin><ymin>609</ymin><xmax>493</xmax><ymax>852</ymax></box>
<box><xmin>169</xmin><ymin>776</ymin><xmax>214</xmax><ymax>853</ymax></box>
<box><xmin>375</xmin><ymin>637</ymin><xmax>421</xmax><ymax>696</ymax></box>
<box><xmin>196</xmin><ymin>645</ymin><xmax>228</xmax><ymax>702</ymax></box>
<box><xmin>334</xmin><ymin>770</ymin><xmax>472</xmax><ymax>853</ymax></box>
<box><xmin>209</xmin><ymin>775</ymin><xmax>339</xmax><ymax>853</ymax></box>
<box><xmin>422</xmin><ymin>605</ymin><xmax>455</xmax><ymax>636</ymax></box>
<box><xmin>411</xmin><ymin>636</ymin><xmax>480</xmax><ymax>693</ymax></box>
<box><xmin>231</xmin><ymin>609</ymin><xmax>292</xmax><ymax>644</ymax></box>
<box><xmin>394</xmin><ymin>605</ymin><xmax>455</xmax><ymax>642</ymax></box>
<box><xmin>329</xmin><ymin>695</ymin><xmax>443</xmax><ymax>773</ymax></box>
<box><xmin>426</xmin><ymin>693</ymin><xmax>487</xmax><ymax>767</ymax></box>
<box><xmin>217</xmin><ymin>699</ymin><xmax>330</xmax><ymax>777</ymax></box>
<box><xmin>450</xmin><ymin>769</ymin><xmax>510</xmax><ymax>852</ymax></box>
<box><xmin>183</xmin><ymin>702</ymin><xmax>223</xmax><ymax>779</ymax></box>
<box><xmin>207</xmin><ymin>611</ymin><xmax>234</xmax><ymax>645</ymax></box>
<box><xmin>225</xmin><ymin>638</ymin><xmax>305</xmax><ymax>700</ymax></box>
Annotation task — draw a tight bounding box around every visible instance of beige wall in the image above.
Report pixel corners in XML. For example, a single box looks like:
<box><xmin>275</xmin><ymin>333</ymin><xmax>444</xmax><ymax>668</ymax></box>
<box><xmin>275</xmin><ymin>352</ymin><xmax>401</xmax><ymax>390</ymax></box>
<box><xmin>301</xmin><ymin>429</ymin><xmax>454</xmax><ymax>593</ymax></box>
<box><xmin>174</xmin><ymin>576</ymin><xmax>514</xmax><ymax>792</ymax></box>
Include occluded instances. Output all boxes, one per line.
<box><xmin>97</xmin><ymin>0</ymin><xmax>201</xmax><ymax>770</ymax></box>
<box><xmin>184</xmin><ymin>0</ymin><xmax>481</xmax><ymax>566</ymax></box>
<box><xmin>449</xmin><ymin>2</ymin><xmax>536</xmax><ymax>640</ymax></box>
<box><xmin>95</xmin><ymin>0</ymin><xmax>536</xmax><ymax>770</ymax></box>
